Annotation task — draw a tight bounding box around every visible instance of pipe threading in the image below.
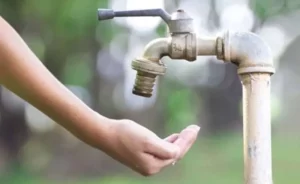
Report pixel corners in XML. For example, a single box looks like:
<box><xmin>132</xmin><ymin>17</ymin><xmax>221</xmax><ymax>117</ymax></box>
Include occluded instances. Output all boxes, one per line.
<box><xmin>132</xmin><ymin>71</ymin><xmax>157</xmax><ymax>97</ymax></box>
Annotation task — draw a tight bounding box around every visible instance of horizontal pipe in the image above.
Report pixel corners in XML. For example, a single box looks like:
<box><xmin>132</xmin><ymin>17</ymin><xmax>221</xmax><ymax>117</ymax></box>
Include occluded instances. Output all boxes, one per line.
<box><xmin>196</xmin><ymin>37</ymin><xmax>217</xmax><ymax>55</ymax></box>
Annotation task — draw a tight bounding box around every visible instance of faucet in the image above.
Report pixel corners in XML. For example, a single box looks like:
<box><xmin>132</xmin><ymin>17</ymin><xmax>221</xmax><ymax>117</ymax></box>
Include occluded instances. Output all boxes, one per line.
<box><xmin>98</xmin><ymin>8</ymin><xmax>275</xmax><ymax>184</ymax></box>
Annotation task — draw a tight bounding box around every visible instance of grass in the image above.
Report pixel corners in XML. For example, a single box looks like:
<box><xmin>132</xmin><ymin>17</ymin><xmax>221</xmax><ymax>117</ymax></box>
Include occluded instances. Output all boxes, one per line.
<box><xmin>2</xmin><ymin>132</ymin><xmax>300</xmax><ymax>184</ymax></box>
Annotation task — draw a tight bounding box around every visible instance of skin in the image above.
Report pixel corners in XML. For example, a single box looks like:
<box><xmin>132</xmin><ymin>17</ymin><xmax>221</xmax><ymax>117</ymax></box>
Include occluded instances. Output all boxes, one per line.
<box><xmin>0</xmin><ymin>17</ymin><xmax>200</xmax><ymax>176</ymax></box>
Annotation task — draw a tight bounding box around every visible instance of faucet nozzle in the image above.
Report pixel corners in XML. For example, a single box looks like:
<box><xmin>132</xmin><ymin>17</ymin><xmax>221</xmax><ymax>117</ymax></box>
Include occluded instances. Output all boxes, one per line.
<box><xmin>131</xmin><ymin>58</ymin><xmax>166</xmax><ymax>97</ymax></box>
<box><xmin>132</xmin><ymin>71</ymin><xmax>157</xmax><ymax>97</ymax></box>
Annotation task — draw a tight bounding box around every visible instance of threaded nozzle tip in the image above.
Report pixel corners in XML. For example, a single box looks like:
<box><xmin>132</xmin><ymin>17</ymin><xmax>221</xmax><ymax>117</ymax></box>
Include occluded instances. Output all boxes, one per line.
<box><xmin>132</xmin><ymin>72</ymin><xmax>157</xmax><ymax>97</ymax></box>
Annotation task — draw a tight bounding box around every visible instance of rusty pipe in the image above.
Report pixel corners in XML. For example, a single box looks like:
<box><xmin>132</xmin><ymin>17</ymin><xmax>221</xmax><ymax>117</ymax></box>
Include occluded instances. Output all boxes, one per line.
<box><xmin>219</xmin><ymin>31</ymin><xmax>275</xmax><ymax>184</ymax></box>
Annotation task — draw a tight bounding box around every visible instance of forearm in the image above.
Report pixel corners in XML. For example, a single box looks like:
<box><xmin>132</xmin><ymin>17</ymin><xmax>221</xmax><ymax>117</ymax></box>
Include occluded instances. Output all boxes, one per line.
<box><xmin>0</xmin><ymin>17</ymin><xmax>113</xmax><ymax>149</ymax></box>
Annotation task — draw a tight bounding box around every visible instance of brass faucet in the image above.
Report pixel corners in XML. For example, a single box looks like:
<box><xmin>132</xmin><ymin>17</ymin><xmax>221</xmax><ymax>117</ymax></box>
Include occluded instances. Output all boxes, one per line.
<box><xmin>98</xmin><ymin>8</ymin><xmax>218</xmax><ymax>97</ymax></box>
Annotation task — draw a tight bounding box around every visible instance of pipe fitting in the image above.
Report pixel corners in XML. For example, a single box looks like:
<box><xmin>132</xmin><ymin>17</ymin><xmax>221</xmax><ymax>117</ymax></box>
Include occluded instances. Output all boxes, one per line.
<box><xmin>131</xmin><ymin>58</ymin><xmax>166</xmax><ymax>98</ymax></box>
<box><xmin>219</xmin><ymin>31</ymin><xmax>275</xmax><ymax>75</ymax></box>
<box><xmin>169</xmin><ymin>33</ymin><xmax>197</xmax><ymax>61</ymax></box>
<box><xmin>131</xmin><ymin>57</ymin><xmax>166</xmax><ymax>75</ymax></box>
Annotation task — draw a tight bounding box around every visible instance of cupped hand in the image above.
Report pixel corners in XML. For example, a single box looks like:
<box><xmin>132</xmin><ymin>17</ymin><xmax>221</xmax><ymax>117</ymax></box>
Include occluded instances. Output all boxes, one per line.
<box><xmin>106</xmin><ymin>119</ymin><xmax>200</xmax><ymax>176</ymax></box>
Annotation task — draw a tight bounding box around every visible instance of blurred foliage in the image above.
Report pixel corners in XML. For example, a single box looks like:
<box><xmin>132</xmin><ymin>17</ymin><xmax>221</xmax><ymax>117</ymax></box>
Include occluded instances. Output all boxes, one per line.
<box><xmin>63</xmin><ymin>53</ymin><xmax>92</xmax><ymax>86</ymax></box>
<box><xmin>1</xmin><ymin>0</ymin><xmax>112</xmax><ymax>84</ymax></box>
<box><xmin>163</xmin><ymin>82</ymin><xmax>200</xmax><ymax>133</ymax></box>
<box><xmin>251</xmin><ymin>0</ymin><xmax>300</xmax><ymax>21</ymax></box>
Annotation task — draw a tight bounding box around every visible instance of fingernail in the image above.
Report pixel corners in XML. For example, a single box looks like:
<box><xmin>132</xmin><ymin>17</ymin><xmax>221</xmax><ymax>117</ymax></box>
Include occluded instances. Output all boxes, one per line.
<box><xmin>188</xmin><ymin>125</ymin><xmax>200</xmax><ymax>132</ymax></box>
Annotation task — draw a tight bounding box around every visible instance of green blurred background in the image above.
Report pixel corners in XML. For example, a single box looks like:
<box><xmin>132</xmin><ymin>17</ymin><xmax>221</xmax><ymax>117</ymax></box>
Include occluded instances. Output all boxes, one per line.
<box><xmin>0</xmin><ymin>0</ymin><xmax>300</xmax><ymax>183</ymax></box>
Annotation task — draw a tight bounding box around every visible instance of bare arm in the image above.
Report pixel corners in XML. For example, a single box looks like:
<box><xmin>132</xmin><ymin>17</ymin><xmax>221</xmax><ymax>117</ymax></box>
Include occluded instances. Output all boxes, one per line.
<box><xmin>0</xmin><ymin>16</ymin><xmax>111</xmax><ymax>149</ymax></box>
<box><xmin>0</xmin><ymin>17</ymin><xmax>200</xmax><ymax>176</ymax></box>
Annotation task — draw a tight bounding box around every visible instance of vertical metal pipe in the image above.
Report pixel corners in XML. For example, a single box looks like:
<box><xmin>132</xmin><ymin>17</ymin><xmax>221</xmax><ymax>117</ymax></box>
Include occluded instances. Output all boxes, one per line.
<box><xmin>219</xmin><ymin>31</ymin><xmax>274</xmax><ymax>183</ymax></box>
<box><xmin>240</xmin><ymin>73</ymin><xmax>273</xmax><ymax>184</ymax></box>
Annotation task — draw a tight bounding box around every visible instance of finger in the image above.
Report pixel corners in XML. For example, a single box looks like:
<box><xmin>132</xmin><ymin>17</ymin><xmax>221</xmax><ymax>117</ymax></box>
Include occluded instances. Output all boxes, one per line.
<box><xmin>147</xmin><ymin>155</ymin><xmax>176</xmax><ymax>175</ymax></box>
<box><xmin>144</xmin><ymin>137</ymin><xmax>180</xmax><ymax>160</ymax></box>
<box><xmin>157</xmin><ymin>158</ymin><xmax>176</xmax><ymax>170</ymax></box>
<box><xmin>137</xmin><ymin>153</ymin><xmax>173</xmax><ymax>176</ymax></box>
<box><xmin>164</xmin><ymin>133</ymin><xmax>179</xmax><ymax>143</ymax></box>
<box><xmin>175</xmin><ymin>125</ymin><xmax>200</xmax><ymax>159</ymax></box>
<box><xmin>174</xmin><ymin>125</ymin><xmax>200</xmax><ymax>159</ymax></box>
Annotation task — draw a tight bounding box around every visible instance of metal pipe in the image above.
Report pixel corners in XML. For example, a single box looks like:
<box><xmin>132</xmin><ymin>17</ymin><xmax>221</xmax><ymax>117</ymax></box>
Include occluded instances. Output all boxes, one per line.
<box><xmin>197</xmin><ymin>37</ymin><xmax>217</xmax><ymax>55</ymax></box>
<box><xmin>221</xmin><ymin>31</ymin><xmax>274</xmax><ymax>74</ymax></box>
<box><xmin>241</xmin><ymin>73</ymin><xmax>272</xmax><ymax>184</ymax></box>
<box><xmin>221</xmin><ymin>31</ymin><xmax>275</xmax><ymax>184</ymax></box>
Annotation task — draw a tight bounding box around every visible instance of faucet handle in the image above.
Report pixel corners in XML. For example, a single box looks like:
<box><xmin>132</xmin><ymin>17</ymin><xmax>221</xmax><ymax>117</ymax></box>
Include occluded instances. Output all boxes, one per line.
<box><xmin>97</xmin><ymin>8</ymin><xmax>171</xmax><ymax>23</ymax></box>
<box><xmin>98</xmin><ymin>8</ymin><xmax>195</xmax><ymax>34</ymax></box>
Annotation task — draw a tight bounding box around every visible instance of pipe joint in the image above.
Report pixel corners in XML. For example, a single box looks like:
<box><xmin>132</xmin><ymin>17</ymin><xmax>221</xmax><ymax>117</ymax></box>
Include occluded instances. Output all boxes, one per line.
<box><xmin>169</xmin><ymin>33</ymin><xmax>197</xmax><ymax>61</ymax></box>
<box><xmin>131</xmin><ymin>57</ymin><xmax>166</xmax><ymax>97</ymax></box>
<box><xmin>219</xmin><ymin>31</ymin><xmax>275</xmax><ymax>75</ymax></box>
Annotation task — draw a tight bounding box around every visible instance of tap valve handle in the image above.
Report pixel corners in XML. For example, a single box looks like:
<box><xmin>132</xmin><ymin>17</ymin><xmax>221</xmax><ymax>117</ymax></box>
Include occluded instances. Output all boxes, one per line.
<box><xmin>97</xmin><ymin>8</ymin><xmax>171</xmax><ymax>23</ymax></box>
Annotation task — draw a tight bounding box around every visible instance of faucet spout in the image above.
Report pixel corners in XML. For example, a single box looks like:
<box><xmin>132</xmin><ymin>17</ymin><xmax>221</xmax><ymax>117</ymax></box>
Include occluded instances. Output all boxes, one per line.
<box><xmin>131</xmin><ymin>38</ymin><xmax>170</xmax><ymax>97</ymax></box>
<box><xmin>131</xmin><ymin>35</ymin><xmax>217</xmax><ymax>98</ymax></box>
<box><xmin>142</xmin><ymin>37</ymin><xmax>170</xmax><ymax>61</ymax></box>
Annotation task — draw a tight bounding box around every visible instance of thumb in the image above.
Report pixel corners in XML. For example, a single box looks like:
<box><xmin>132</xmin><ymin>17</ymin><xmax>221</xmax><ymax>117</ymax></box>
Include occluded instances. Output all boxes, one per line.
<box><xmin>164</xmin><ymin>133</ymin><xmax>179</xmax><ymax>143</ymax></box>
<box><xmin>144</xmin><ymin>138</ymin><xmax>180</xmax><ymax>160</ymax></box>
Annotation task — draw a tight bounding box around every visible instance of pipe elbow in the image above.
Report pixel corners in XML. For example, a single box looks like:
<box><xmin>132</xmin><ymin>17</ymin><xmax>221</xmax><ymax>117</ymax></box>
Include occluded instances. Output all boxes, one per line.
<box><xmin>142</xmin><ymin>38</ymin><xmax>170</xmax><ymax>61</ymax></box>
<box><xmin>223</xmin><ymin>31</ymin><xmax>275</xmax><ymax>75</ymax></box>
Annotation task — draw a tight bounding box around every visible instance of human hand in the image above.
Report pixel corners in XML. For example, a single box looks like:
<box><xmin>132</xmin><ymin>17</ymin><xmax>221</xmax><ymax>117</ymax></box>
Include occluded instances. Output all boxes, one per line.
<box><xmin>105</xmin><ymin>119</ymin><xmax>200</xmax><ymax>176</ymax></box>
<box><xmin>0</xmin><ymin>17</ymin><xmax>199</xmax><ymax>176</ymax></box>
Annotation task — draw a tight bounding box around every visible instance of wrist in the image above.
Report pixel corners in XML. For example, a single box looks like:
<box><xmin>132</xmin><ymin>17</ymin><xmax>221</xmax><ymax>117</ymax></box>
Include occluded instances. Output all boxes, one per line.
<box><xmin>85</xmin><ymin>112</ymin><xmax>118</xmax><ymax>151</ymax></box>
